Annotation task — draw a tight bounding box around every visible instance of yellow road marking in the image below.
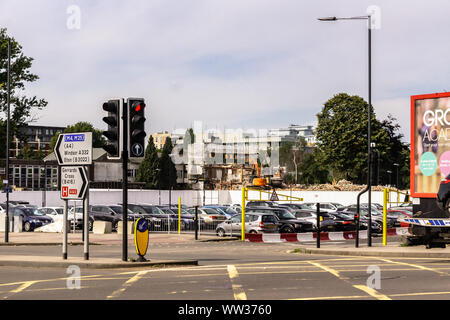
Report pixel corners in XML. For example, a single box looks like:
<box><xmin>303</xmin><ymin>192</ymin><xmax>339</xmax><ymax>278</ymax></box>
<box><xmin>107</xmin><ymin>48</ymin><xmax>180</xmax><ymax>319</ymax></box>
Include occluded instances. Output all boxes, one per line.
<box><xmin>107</xmin><ymin>271</ymin><xmax>149</xmax><ymax>299</ymax></box>
<box><xmin>308</xmin><ymin>261</ymin><xmax>346</xmax><ymax>279</ymax></box>
<box><xmin>290</xmin><ymin>295</ymin><xmax>367</xmax><ymax>300</ymax></box>
<box><xmin>353</xmin><ymin>285</ymin><xmax>391</xmax><ymax>300</ymax></box>
<box><xmin>2</xmin><ymin>281</ymin><xmax>36</xmax><ymax>299</ymax></box>
<box><xmin>227</xmin><ymin>265</ymin><xmax>247</xmax><ymax>300</ymax></box>
<box><xmin>375</xmin><ymin>258</ymin><xmax>448</xmax><ymax>276</ymax></box>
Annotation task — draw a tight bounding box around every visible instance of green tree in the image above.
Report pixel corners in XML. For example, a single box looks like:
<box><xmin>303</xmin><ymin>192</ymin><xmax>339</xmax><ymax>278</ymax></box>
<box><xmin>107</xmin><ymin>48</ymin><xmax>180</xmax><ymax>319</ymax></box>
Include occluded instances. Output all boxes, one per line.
<box><xmin>298</xmin><ymin>148</ymin><xmax>331</xmax><ymax>185</ymax></box>
<box><xmin>159</xmin><ymin>138</ymin><xmax>178</xmax><ymax>189</ymax></box>
<box><xmin>0</xmin><ymin>28</ymin><xmax>48</xmax><ymax>158</ymax></box>
<box><xmin>136</xmin><ymin>136</ymin><xmax>161</xmax><ymax>189</ymax></box>
<box><xmin>279</xmin><ymin>137</ymin><xmax>308</xmax><ymax>183</ymax></box>
<box><xmin>16</xmin><ymin>145</ymin><xmax>46</xmax><ymax>160</ymax></box>
<box><xmin>315</xmin><ymin>93</ymin><xmax>410</xmax><ymax>186</ymax></box>
<box><xmin>49</xmin><ymin>121</ymin><xmax>106</xmax><ymax>150</ymax></box>
<box><xmin>316</xmin><ymin>93</ymin><xmax>393</xmax><ymax>184</ymax></box>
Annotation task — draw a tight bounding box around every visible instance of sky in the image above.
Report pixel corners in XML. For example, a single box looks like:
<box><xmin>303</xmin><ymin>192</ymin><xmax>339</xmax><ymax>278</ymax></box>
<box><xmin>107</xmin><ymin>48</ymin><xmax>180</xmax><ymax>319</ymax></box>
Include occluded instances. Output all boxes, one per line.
<box><xmin>1</xmin><ymin>0</ymin><xmax>450</xmax><ymax>142</ymax></box>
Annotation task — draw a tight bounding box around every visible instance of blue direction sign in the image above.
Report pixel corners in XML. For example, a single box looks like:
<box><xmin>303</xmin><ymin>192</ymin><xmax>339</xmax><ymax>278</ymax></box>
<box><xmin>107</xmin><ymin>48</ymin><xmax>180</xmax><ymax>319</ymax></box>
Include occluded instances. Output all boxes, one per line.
<box><xmin>131</xmin><ymin>143</ymin><xmax>144</xmax><ymax>157</ymax></box>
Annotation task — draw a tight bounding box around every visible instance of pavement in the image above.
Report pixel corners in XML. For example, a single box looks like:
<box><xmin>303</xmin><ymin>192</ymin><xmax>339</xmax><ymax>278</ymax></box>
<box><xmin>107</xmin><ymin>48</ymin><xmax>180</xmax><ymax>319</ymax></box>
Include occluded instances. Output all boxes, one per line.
<box><xmin>296</xmin><ymin>241</ymin><xmax>450</xmax><ymax>258</ymax></box>
<box><xmin>0</xmin><ymin>231</ymin><xmax>237</xmax><ymax>269</ymax></box>
<box><xmin>0</xmin><ymin>231</ymin><xmax>237</xmax><ymax>246</ymax></box>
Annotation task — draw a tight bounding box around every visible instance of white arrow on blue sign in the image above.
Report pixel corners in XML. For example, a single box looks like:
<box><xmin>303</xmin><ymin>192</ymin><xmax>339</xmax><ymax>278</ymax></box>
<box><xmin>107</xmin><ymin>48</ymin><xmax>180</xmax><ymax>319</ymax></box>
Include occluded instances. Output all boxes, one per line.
<box><xmin>131</xmin><ymin>143</ymin><xmax>144</xmax><ymax>157</ymax></box>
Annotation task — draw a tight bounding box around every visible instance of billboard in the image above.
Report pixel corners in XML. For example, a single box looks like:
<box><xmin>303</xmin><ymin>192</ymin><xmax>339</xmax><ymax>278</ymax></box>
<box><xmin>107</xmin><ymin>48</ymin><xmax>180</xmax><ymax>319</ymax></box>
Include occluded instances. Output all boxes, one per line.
<box><xmin>411</xmin><ymin>92</ymin><xmax>450</xmax><ymax>198</ymax></box>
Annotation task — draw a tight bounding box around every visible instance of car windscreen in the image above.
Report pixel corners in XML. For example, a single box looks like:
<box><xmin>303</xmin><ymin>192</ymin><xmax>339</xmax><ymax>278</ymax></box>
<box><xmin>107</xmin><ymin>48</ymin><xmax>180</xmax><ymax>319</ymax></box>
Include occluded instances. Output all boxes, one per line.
<box><xmin>22</xmin><ymin>208</ymin><xmax>42</xmax><ymax>216</ymax></box>
<box><xmin>203</xmin><ymin>208</ymin><xmax>222</xmax><ymax>215</ymax></box>
<box><xmin>276</xmin><ymin>210</ymin><xmax>296</xmax><ymax>219</ymax></box>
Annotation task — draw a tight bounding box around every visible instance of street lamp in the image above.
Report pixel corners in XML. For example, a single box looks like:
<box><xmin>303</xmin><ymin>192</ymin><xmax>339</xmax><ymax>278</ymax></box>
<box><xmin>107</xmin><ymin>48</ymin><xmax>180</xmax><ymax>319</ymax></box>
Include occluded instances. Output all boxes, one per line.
<box><xmin>318</xmin><ymin>14</ymin><xmax>374</xmax><ymax>247</ymax></box>
<box><xmin>393</xmin><ymin>163</ymin><xmax>399</xmax><ymax>189</ymax></box>
<box><xmin>292</xmin><ymin>146</ymin><xmax>299</xmax><ymax>185</ymax></box>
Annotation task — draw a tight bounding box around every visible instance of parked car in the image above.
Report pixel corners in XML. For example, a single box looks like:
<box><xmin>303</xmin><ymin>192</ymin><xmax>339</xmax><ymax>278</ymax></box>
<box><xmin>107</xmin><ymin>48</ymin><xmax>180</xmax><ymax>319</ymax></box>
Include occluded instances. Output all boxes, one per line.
<box><xmin>90</xmin><ymin>205</ymin><xmax>138</xmax><ymax>231</ymax></box>
<box><xmin>13</xmin><ymin>207</ymin><xmax>53</xmax><ymax>232</ymax></box>
<box><xmin>281</xmin><ymin>203</ymin><xmax>318</xmax><ymax>211</ymax></box>
<box><xmin>303</xmin><ymin>202</ymin><xmax>345</xmax><ymax>213</ymax></box>
<box><xmin>40</xmin><ymin>207</ymin><xmax>64</xmax><ymax>217</ymax></box>
<box><xmin>246</xmin><ymin>201</ymin><xmax>281</xmax><ymax>208</ymax></box>
<box><xmin>125</xmin><ymin>203</ymin><xmax>176</xmax><ymax>230</ymax></box>
<box><xmin>186</xmin><ymin>207</ymin><xmax>227</xmax><ymax>224</ymax></box>
<box><xmin>160</xmin><ymin>205</ymin><xmax>206</xmax><ymax>230</ymax></box>
<box><xmin>340</xmin><ymin>206</ymin><xmax>395</xmax><ymax>230</ymax></box>
<box><xmin>245</xmin><ymin>207</ymin><xmax>315</xmax><ymax>233</ymax></box>
<box><xmin>216</xmin><ymin>213</ymin><xmax>279</xmax><ymax>237</ymax></box>
<box><xmin>68</xmin><ymin>206</ymin><xmax>95</xmax><ymax>231</ymax></box>
<box><xmin>203</xmin><ymin>205</ymin><xmax>239</xmax><ymax>219</ymax></box>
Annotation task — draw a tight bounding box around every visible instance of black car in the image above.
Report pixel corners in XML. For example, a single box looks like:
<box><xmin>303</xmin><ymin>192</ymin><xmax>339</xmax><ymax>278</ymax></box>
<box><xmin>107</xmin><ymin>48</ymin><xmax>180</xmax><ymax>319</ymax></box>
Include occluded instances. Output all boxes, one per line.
<box><xmin>437</xmin><ymin>175</ymin><xmax>450</xmax><ymax>217</ymax></box>
<box><xmin>280</xmin><ymin>203</ymin><xmax>317</xmax><ymax>211</ymax></box>
<box><xmin>342</xmin><ymin>206</ymin><xmax>397</xmax><ymax>229</ymax></box>
<box><xmin>159</xmin><ymin>205</ymin><xmax>205</xmax><ymax>230</ymax></box>
<box><xmin>246</xmin><ymin>201</ymin><xmax>281</xmax><ymax>208</ymax></box>
<box><xmin>126</xmin><ymin>203</ymin><xmax>176</xmax><ymax>230</ymax></box>
<box><xmin>89</xmin><ymin>205</ymin><xmax>124</xmax><ymax>230</ymax></box>
<box><xmin>245</xmin><ymin>207</ymin><xmax>315</xmax><ymax>233</ymax></box>
<box><xmin>323</xmin><ymin>212</ymin><xmax>358</xmax><ymax>232</ymax></box>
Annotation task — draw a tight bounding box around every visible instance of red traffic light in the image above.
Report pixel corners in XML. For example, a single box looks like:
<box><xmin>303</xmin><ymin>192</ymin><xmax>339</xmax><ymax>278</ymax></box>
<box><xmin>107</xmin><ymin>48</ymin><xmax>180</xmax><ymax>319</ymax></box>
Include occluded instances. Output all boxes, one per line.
<box><xmin>133</xmin><ymin>102</ymin><xmax>146</xmax><ymax>112</ymax></box>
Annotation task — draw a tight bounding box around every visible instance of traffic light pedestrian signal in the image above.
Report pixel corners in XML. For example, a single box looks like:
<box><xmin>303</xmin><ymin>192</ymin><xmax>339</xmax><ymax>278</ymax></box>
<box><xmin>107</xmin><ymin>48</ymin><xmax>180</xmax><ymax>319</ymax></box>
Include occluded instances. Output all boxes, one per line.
<box><xmin>128</xmin><ymin>98</ymin><xmax>146</xmax><ymax>158</ymax></box>
<box><xmin>102</xmin><ymin>99</ymin><xmax>122</xmax><ymax>159</ymax></box>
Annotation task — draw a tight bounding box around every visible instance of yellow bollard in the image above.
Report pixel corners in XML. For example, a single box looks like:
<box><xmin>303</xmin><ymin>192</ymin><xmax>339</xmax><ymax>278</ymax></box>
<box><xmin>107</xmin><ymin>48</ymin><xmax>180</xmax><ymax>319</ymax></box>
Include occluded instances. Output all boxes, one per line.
<box><xmin>241</xmin><ymin>188</ymin><xmax>246</xmax><ymax>241</ymax></box>
<box><xmin>178</xmin><ymin>197</ymin><xmax>181</xmax><ymax>235</ymax></box>
<box><xmin>383</xmin><ymin>189</ymin><xmax>387</xmax><ymax>246</ymax></box>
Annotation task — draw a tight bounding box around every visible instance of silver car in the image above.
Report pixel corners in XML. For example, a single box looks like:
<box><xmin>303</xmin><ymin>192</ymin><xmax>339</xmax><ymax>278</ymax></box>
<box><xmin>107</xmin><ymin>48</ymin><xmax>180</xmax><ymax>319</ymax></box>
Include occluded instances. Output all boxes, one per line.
<box><xmin>215</xmin><ymin>213</ymin><xmax>279</xmax><ymax>237</ymax></box>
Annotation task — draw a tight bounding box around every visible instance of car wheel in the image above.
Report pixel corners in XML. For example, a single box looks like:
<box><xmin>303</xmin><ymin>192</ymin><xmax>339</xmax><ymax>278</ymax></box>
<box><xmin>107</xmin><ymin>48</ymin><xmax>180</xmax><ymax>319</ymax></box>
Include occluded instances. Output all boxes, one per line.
<box><xmin>281</xmin><ymin>226</ymin><xmax>294</xmax><ymax>233</ymax></box>
<box><xmin>24</xmin><ymin>221</ymin><xmax>31</xmax><ymax>232</ymax></box>
<box><xmin>446</xmin><ymin>198</ymin><xmax>450</xmax><ymax>215</ymax></box>
<box><xmin>216</xmin><ymin>228</ymin><xmax>226</xmax><ymax>237</ymax></box>
<box><xmin>249</xmin><ymin>230</ymin><xmax>257</xmax><ymax>234</ymax></box>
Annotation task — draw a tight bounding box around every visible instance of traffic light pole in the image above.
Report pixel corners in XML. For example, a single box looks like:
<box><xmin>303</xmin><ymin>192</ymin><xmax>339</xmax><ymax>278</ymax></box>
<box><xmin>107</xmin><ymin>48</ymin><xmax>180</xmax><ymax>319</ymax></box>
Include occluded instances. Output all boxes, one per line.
<box><xmin>122</xmin><ymin>101</ymin><xmax>128</xmax><ymax>262</ymax></box>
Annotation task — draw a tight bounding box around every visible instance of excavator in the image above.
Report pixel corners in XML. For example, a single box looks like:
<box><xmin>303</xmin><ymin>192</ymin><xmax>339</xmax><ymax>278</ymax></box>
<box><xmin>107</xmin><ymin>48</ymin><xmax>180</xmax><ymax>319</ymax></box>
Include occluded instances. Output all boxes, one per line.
<box><xmin>250</xmin><ymin>162</ymin><xmax>283</xmax><ymax>188</ymax></box>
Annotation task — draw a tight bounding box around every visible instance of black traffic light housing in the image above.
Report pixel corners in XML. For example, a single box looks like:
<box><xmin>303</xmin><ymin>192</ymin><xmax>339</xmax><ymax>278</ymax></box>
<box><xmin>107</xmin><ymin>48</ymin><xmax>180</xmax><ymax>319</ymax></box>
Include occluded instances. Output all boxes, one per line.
<box><xmin>102</xmin><ymin>98</ymin><xmax>123</xmax><ymax>159</ymax></box>
<box><xmin>127</xmin><ymin>98</ymin><xmax>146</xmax><ymax>158</ymax></box>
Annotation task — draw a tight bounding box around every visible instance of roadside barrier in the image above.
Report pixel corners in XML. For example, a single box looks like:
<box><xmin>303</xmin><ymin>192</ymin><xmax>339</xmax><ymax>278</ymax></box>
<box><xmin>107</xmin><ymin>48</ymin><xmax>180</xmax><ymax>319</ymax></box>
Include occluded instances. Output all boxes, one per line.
<box><xmin>245</xmin><ymin>227</ymin><xmax>409</xmax><ymax>243</ymax></box>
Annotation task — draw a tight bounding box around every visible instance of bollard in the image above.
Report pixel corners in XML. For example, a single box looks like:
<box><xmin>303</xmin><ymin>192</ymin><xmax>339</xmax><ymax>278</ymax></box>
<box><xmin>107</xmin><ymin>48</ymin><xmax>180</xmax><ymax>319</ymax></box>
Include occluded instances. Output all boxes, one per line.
<box><xmin>316</xmin><ymin>203</ymin><xmax>320</xmax><ymax>249</ymax></box>
<box><xmin>194</xmin><ymin>206</ymin><xmax>199</xmax><ymax>240</ymax></box>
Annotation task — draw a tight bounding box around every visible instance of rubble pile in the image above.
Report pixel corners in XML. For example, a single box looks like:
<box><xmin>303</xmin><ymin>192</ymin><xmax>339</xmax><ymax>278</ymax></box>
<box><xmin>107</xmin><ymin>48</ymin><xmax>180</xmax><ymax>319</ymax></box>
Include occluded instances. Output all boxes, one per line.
<box><xmin>282</xmin><ymin>180</ymin><xmax>386</xmax><ymax>192</ymax></box>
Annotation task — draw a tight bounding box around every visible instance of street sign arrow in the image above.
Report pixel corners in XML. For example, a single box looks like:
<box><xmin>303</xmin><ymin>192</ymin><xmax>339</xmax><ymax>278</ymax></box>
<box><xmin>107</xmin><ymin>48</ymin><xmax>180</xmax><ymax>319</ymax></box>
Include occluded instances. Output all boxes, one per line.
<box><xmin>54</xmin><ymin>132</ymin><xmax>93</xmax><ymax>166</ymax></box>
<box><xmin>60</xmin><ymin>166</ymin><xmax>89</xmax><ymax>200</ymax></box>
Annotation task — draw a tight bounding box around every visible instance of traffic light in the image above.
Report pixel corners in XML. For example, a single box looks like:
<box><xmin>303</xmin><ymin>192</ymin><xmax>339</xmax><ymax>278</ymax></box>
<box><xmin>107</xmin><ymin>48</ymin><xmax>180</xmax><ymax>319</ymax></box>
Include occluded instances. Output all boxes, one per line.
<box><xmin>127</xmin><ymin>98</ymin><xmax>146</xmax><ymax>158</ymax></box>
<box><xmin>102</xmin><ymin>99</ymin><xmax>123</xmax><ymax>159</ymax></box>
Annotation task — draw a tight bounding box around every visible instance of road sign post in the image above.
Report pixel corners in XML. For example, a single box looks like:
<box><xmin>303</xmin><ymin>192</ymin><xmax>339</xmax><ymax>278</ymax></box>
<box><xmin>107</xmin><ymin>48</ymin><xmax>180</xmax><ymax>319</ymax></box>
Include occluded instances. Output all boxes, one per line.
<box><xmin>55</xmin><ymin>132</ymin><xmax>92</xmax><ymax>260</ymax></box>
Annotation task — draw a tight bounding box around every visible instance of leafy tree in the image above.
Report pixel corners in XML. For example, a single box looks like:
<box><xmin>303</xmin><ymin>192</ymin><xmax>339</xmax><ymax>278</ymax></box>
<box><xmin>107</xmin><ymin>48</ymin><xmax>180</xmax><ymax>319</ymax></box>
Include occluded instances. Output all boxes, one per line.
<box><xmin>0</xmin><ymin>28</ymin><xmax>48</xmax><ymax>158</ymax></box>
<box><xmin>316</xmin><ymin>93</ymin><xmax>393</xmax><ymax>184</ymax></box>
<box><xmin>49</xmin><ymin>121</ymin><xmax>106</xmax><ymax>150</ymax></box>
<box><xmin>279</xmin><ymin>137</ymin><xmax>308</xmax><ymax>183</ymax></box>
<box><xmin>136</xmin><ymin>136</ymin><xmax>161</xmax><ymax>189</ymax></box>
<box><xmin>159</xmin><ymin>138</ymin><xmax>178</xmax><ymax>189</ymax></box>
<box><xmin>315</xmin><ymin>93</ymin><xmax>410</xmax><ymax>186</ymax></box>
<box><xmin>298</xmin><ymin>148</ymin><xmax>331</xmax><ymax>185</ymax></box>
<box><xmin>16</xmin><ymin>145</ymin><xmax>46</xmax><ymax>160</ymax></box>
